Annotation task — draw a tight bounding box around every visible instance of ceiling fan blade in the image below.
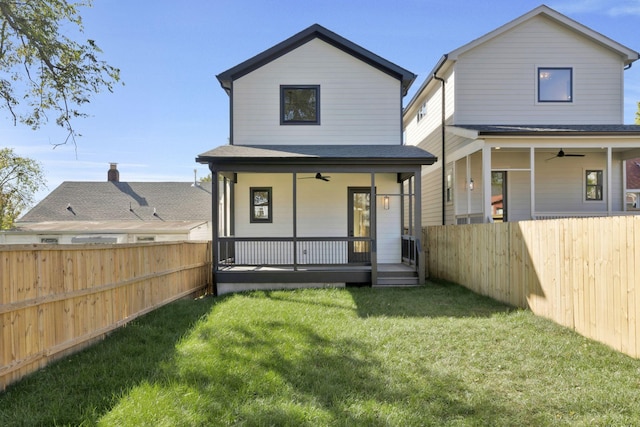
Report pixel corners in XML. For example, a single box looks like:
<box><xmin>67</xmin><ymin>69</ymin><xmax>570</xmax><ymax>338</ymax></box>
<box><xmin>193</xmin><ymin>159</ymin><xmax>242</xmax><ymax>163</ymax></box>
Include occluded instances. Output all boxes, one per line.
<box><xmin>564</xmin><ymin>154</ymin><xmax>585</xmax><ymax>157</ymax></box>
<box><xmin>298</xmin><ymin>173</ymin><xmax>331</xmax><ymax>181</ymax></box>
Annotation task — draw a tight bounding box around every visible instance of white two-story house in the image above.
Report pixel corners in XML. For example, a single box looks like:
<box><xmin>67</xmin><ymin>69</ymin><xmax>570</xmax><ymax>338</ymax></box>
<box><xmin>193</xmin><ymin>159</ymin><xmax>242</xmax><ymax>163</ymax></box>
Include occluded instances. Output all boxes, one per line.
<box><xmin>404</xmin><ymin>5</ymin><xmax>640</xmax><ymax>225</ymax></box>
<box><xmin>197</xmin><ymin>24</ymin><xmax>436</xmax><ymax>294</ymax></box>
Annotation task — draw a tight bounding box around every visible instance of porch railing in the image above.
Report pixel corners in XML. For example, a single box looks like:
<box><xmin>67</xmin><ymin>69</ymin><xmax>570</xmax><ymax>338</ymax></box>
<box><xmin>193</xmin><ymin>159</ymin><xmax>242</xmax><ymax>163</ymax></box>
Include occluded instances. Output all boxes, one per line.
<box><xmin>534</xmin><ymin>211</ymin><xmax>638</xmax><ymax>220</ymax></box>
<box><xmin>216</xmin><ymin>237</ymin><xmax>371</xmax><ymax>268</ymax></box>
<box><xmin>455</xmin><ymin>213</ymin><xmax>485</xmax><ymax>224</ymax></box>
<box><xmin>401</xmin><ymin>235</ymin><xmax>417</xmax><ymax>265</ymax></box>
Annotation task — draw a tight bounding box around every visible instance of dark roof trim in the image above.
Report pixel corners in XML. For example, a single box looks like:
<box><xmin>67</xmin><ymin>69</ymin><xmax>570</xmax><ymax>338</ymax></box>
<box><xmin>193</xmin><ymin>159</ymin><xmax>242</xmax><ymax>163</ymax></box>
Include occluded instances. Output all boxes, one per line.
<box><xmin>216</xmin><ymin>24</ymin><xmax>417</xmax><ymax>96</ymax></box>
<box><xmin>196</xmin><ymin>144</ymin><xmax>437</xmax><ymax>168</ymax></box>
<box><xmin>453</xmin><ymin>124</ymin><xmax>640</xmax><ymax>136</ymax></box>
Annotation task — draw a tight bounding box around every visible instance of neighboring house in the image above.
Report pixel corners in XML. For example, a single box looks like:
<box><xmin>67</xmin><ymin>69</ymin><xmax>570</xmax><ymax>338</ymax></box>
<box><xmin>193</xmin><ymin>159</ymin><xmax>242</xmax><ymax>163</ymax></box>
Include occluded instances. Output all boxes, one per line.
<box><xmin>403</xmin><ymin>5</ymin><xmax>640</xmax><ymax>225</ymax></box>
<box><xmin>197</xmin><ymin>24</ymin><xmax>436</xmax><ymax>294</ymax></box>
<box><xmin>1</xmin><ymin>164</ymin><xmax>212</xmax><ymax>244</ymax></box>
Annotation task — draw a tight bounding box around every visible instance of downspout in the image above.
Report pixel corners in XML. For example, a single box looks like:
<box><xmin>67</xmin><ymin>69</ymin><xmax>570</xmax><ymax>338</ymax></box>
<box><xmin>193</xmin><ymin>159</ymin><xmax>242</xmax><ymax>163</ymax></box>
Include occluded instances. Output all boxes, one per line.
<box><xmin>433</xmin><ymin>73</ymin><xmax>446</xmax><ymax>225</ymax></box>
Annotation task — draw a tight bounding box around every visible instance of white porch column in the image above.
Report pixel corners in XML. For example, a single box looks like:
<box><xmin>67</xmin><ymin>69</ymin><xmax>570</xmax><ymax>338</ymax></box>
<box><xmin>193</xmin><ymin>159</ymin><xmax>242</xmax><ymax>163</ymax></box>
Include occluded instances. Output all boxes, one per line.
<box><xmin>530</xmin><ymin>147</ymin><xmax>536</xmax><ymax>220</ymax></box>
<box><xmin>466</xmin><ymin>155</ymin><xmax>471</xmax><ymax>223</ymax></box>
<box><xmin>482</xmin><ymin>146</ymin><xmax>492</xmax><ymax>223</ymax></box>
<box><xmin>607</xmin><ymin>147</ymin><xmax>612</xmax><ymax>214</ymax></box>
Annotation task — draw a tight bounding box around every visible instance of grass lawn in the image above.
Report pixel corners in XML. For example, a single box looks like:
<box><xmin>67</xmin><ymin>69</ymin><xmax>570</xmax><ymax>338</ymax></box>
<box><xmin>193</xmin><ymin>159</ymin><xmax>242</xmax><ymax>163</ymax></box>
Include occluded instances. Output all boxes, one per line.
<box><xmin>1</xmin><ymin>282</ymin><xmax>640</xmax><ymax>426</ymax></box>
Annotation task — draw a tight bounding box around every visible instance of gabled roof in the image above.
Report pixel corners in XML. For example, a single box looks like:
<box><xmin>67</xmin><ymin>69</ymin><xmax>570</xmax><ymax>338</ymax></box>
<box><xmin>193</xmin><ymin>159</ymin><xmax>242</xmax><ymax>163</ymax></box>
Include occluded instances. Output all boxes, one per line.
<box><xmin>448</xmin><ymin>5</ymin><xmax>639</xmax><ymax>63</ymax></box>
<box><xmin>216</xmin><ymin>24</ymin><xmax>417</xmax><ymax>96</ymax></box>
<box><xmin>196</xmin><ymin>144</ymin><xmax>437</xmax><ymax>167</ymax></box>
<box><xmin>405</xmin><ymin>5</ymin><xmax>640</xmax><ymax>113</ymax></box>
<box><xmin>17</xmin><ymin>182</ymin><xmax>212</xmax><ymax>223</ymax></box>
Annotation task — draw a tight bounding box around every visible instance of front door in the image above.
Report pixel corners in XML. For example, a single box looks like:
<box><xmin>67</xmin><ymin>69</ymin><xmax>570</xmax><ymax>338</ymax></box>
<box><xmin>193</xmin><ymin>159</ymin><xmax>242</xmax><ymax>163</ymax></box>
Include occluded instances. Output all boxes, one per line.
<box><xmin>348</xmin><ymin>187</ymin><xmax>370</xmax><ymax>263</ymax></box>
<box><xmin>491</xmin><ymin>171</ymin><xmax>507</xmax><ymax>222</ymax></box>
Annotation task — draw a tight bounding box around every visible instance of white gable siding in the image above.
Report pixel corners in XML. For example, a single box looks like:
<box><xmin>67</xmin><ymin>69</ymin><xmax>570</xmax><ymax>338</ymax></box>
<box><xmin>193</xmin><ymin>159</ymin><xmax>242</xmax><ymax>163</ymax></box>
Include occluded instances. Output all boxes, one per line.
<box><xmin>233</xmin><ymin>39</ymin><xmax>401</xmax><ymax>145</ymax></box>
<box><xmin>455</xmin><ymin>16</ymin><xmax>624</xmax><ymax>125</ymax></box>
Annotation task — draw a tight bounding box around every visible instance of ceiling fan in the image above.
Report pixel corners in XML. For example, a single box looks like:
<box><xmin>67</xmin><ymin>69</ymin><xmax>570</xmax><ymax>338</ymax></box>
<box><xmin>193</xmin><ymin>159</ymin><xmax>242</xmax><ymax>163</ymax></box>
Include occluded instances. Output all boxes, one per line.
<box><xmin>546</xmin><ymin>148</ymin><xmax>585</xmax><ymax>161</ymax></box>
<box><xmin>298</xmin><ymin>172</ymin><xmax>331</xmax><ymax>182</ymax></box>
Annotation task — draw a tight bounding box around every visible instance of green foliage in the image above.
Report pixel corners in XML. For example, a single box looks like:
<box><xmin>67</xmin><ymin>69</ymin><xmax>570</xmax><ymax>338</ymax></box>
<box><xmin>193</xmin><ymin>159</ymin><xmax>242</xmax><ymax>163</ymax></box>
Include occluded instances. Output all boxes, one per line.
<box><xmin>2</xmin><ymin>286</ymin><xmax>640</xmax><ymax>425</ymax></box>
<box><xmin>636</xmin><ymin>101</ymin><xmax>640</xmax><ymax>125</ymax></box>
<box><xmin>0</xmin><ymin>0</ymin><xmax>120</xmax><ymax>145</ymax></box>
<box><xmin>0</xmin><ymin>147</ymin><xmax>46</xmax><ymax>229</ymax></box>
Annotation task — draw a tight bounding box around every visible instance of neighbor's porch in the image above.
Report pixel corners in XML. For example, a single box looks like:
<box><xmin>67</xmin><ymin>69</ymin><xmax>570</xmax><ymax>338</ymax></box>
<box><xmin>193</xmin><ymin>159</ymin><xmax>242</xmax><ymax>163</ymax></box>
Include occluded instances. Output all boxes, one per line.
<box><xmin>448</xmin><ymin>142</ymin><xmax>640</xmax><ymax>224</ymax></box>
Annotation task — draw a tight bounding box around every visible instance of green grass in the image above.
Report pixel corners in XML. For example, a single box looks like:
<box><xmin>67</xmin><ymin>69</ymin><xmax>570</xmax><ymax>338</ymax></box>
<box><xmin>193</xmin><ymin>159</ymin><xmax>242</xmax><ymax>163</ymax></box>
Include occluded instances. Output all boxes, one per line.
<box><xmin>2</xmin><ymin>282</ymin><xmax>640</xmax><ymax>426</ymax></box>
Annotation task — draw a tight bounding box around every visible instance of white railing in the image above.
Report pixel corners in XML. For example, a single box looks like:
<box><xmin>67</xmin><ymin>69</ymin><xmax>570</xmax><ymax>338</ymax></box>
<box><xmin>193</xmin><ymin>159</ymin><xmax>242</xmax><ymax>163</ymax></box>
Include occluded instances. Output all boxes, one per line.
<box><xmin>534</xmin><ymin>211</ymin><xmax>638</xmax><ymax>220</ymax></box>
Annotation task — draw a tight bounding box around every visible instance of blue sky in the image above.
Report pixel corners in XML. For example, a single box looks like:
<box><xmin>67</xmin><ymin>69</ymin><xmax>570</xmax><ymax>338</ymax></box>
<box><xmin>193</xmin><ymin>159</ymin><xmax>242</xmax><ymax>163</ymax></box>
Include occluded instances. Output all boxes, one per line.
<box><xmin>3</xmin><ymin>0</ymin><xmax>640</xmax><ymax>203</ymax></box>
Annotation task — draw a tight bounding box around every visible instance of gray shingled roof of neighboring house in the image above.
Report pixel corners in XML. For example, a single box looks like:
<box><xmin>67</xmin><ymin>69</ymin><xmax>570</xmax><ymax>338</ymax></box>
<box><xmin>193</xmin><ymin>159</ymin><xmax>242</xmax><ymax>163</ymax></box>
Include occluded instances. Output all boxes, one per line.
<box><xmin>452</xmin><ymin>124</ymin><xmax>640</xmax><ymax>136</ymax></box>
<box><xmin>17</xmin><ymin>182</ymin><xmax>212</xmax><ymax>223</ymax></box>
<box><xmin>197</xmin><ymin>144</ymin><xmax>437</xmax><ymax>165</ymax></box>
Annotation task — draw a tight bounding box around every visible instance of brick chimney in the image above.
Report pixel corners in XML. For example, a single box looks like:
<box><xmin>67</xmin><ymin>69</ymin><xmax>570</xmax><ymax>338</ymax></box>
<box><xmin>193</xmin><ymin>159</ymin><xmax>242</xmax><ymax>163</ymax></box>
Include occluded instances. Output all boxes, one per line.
<box><xmin>107</xmin><ymin>163</ymin><xmax>119</xmax><ymax>182</ymax></box>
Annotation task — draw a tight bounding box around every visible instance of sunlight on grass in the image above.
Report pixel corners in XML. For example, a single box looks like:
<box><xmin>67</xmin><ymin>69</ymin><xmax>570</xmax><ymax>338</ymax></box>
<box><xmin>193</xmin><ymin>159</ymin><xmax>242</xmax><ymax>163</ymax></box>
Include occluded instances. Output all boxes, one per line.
<box><xmin>2</xmin><ymin>284</ymin><xmax>640</xmax><ymax>426</ymax></box>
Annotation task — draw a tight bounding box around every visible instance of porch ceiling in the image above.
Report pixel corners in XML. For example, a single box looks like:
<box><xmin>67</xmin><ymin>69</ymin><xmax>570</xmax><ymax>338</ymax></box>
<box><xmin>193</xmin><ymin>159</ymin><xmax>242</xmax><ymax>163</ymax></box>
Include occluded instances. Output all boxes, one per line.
<box><xmin>196</xmin><ymin>144</ymin><xmax>437</xmax><ymax>171</ymax></box>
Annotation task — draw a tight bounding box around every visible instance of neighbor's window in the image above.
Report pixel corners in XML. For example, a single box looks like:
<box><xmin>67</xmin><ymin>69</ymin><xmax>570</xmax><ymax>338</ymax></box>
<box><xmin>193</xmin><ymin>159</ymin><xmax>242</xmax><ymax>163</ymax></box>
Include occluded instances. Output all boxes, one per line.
<box><xmin>538</xmin><ymin>67</ymin><xmax>572</xmax><ymax>102</ymax></box>
<box><xmin>417</xmin><ymin>102</ymin><xmax>427</xmax><ymax>122</ymax></box>
<box><xmin>250</xmin><ymin>187</ymin><xmax>272</xmax><ymax>223</ymax></box>
<box><xmin>625</xmin><ymin>158</ymin><xmax>640</xmax><ymax>210</ymax></box>
<box><xmin>585</xmin><ymin>170</ymin><xmax>603</xmax><ymax>201</ymax></box>
<box><xmin>281</xmin><ymin>85</ymin><xmax>320</xmax><ymax>124</ymax></box>
<box><xmin>446</xmin><ymin>171</ymin><xmax>453</xmax><ymax>203</ymax></box>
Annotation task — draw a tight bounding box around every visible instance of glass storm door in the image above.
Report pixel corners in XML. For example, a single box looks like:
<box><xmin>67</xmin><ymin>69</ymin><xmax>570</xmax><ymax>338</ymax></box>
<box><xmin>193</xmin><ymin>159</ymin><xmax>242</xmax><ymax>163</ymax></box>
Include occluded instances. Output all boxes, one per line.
<box><xmin>491</xmin><ymin>171</ymin><xmax>507</xmax><ymax>222</ymax></box>
<box><xmin>348</xmin><ymin>187</ymin><xmax>371</xmax><ymax>263</ymax></box>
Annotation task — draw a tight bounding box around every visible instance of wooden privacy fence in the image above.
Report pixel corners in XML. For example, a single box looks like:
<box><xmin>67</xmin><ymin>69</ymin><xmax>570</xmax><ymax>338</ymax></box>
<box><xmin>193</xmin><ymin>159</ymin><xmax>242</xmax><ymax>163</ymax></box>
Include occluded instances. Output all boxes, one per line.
<box><xmin>425</xmin><ymin>216</ymin><xmax>640</xmax><ymax>359</ymax></box>
<box><xmin>0</xmin><ymin>241</ymin><xmax>212</xmax><ymax>391</ymax></box>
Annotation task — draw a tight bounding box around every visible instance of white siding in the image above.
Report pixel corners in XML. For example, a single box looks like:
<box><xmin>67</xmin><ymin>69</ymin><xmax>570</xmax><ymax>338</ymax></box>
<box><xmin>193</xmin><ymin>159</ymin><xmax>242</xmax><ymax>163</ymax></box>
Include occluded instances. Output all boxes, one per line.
<box><xmin>233</xmin><ymin>39</ymin><xmax>402</xmax><ymax>145</ymax></box>
<box><xmin>234</xmin><ymin>172</ymin><xmax>401</xmax><ymax>263</ymax></box>
<box><xmin>455</xmin><ymin>16</ymin><xmax>625</xmax><ymax>124</ymax></box>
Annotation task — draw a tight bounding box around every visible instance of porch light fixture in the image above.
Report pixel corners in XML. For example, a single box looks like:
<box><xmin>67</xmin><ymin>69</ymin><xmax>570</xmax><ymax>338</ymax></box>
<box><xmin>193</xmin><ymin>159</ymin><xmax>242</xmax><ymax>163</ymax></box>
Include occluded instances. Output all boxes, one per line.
<box><xmin>469</xmin><ymin>179</ymin><xmax>475</xmax><ymax>191</ymax></box>
<box><xmin>383</xmin><ymin>195</ymin><xmax>390</xmax><ymax>210</ymax></box>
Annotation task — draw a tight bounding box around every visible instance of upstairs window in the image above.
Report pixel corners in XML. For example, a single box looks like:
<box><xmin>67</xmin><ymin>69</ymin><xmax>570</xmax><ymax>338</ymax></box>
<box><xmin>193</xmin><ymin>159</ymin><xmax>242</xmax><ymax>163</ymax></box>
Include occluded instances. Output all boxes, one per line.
<box><xmin>417</xmin><ymin>102</ymin><xmax>427</xmax><ymax>122</ymax></box>
<box><xmin>585</xmin><ymin>170</ymin><xmax>603</xmax><ymax>201</ymax></box>
<box><xmin>281</xmin><ymin>85</ymin><xmax>320</xmax><ymax>124</ymax></box>
<box><xmin>538</xmin><ymin>67</ymin><xmax>572</xmax><ymax>102</ymax></box>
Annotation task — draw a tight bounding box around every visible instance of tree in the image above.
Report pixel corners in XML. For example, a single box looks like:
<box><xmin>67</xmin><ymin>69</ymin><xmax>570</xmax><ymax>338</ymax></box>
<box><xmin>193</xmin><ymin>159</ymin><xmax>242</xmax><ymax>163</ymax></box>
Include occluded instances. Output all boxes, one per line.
<box><xmin>0</xmin><ymin>147</ymin><xmax>46</xmax><ymax>229</ymax></box>
<box><xmin>0</xmin><ymin>0</ymin><xmax>120</xmax><ymax>146</ymax></box>
<box><xmin>636</xmin><ymin>102</ymin><xmax>640</xmax><ymax>125</ymax></box>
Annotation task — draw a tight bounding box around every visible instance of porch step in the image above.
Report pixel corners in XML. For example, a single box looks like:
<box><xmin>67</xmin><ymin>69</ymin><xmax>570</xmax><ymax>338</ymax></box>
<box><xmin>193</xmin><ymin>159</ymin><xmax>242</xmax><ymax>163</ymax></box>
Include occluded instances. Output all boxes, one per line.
<box><xmin>374</xmin><ymin>276</ymin><xmax>419</xmax><ymax>287</ymax></box>
<box><xmin>374</xmin><ymin>268</ymin><xmax>419</xmax><ymax>287</ymax></box>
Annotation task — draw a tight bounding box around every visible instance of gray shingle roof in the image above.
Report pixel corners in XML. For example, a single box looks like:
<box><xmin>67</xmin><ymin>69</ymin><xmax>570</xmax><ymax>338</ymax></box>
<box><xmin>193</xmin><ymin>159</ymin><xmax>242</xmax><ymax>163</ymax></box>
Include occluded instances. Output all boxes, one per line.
<box><xmin>197</xmin><ymin>144</ymin><xmax>437</xmax><ymax>165</ymax></box>
<box><xmin>453</xmin><ymin>124</ymin><xmax>640</xmax><ymax>136</ymax></box>
<box><xmin>18</xmin><ymin>182</ymin><xmax>212</xmax><ymax>223</ymax></box>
